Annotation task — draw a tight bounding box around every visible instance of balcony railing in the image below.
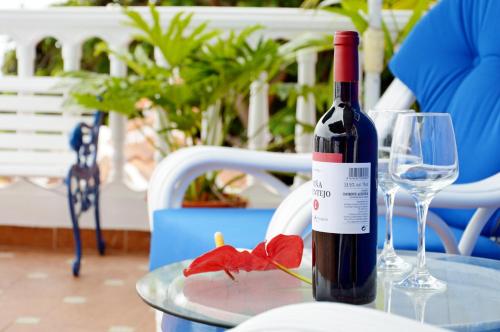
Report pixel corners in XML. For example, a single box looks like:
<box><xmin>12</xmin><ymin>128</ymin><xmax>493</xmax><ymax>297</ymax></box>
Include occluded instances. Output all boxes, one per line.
<box><xmin>0</xmin><ymin>6</ymin><xmax>411</xmax><ymax>230</ymax></box>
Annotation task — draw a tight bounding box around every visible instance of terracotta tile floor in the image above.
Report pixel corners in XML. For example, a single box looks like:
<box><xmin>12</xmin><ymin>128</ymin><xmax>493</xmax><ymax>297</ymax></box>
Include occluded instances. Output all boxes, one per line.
<box><xmin>0</xmin><ymin>246</ymin><xmax>155</xmax><ymax>332</ymax></box>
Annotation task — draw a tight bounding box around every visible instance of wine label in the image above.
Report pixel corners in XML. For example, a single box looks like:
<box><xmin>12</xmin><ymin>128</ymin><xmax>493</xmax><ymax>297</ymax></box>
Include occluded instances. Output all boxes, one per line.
<box><xmin>312</xmin><ymin>152</ymin><xmax>371</xmax><ymax>234</ymax></box>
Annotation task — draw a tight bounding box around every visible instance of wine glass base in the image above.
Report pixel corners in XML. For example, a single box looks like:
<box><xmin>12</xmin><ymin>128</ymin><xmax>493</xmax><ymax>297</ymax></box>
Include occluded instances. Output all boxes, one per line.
<box><xmin>395</xmin><ymin>269</ymin><xmax>447</xmax><ymax>292</ymax></box>
<box><xmin>377</xmin><ymin>249</ymin><xmax>412</xmax><ymax>273</ymax></box>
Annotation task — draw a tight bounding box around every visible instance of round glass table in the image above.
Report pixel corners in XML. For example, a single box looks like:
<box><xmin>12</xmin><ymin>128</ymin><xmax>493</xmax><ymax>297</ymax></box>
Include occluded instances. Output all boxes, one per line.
<box><xmin>136</xmin><ymin>251</ymin><xmax>500</xmax><ymax>331</ymax></box>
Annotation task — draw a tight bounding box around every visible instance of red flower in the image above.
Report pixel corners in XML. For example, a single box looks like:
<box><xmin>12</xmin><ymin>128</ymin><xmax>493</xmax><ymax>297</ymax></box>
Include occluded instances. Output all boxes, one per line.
<box><xmin>183</xmin><ymin>234</ymin><xmax>303</xmax><ymax>278</ymax></box>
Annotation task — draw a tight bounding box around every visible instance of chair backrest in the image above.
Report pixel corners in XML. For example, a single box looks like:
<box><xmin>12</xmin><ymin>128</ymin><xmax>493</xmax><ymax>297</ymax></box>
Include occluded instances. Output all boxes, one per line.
<box><xmin>230</xmin><ymin>302</ymin><xmax>446</xmax><ymax>332</ymax></box>
<box><xmin>389</xmin><ymin>0</ymin><xmax>500</xmax><ymax>233</ymax></box>
<box><xmin>0</xmin><ymin>76</ymin><xmax>92</xmax><ymax>178</ymax></box>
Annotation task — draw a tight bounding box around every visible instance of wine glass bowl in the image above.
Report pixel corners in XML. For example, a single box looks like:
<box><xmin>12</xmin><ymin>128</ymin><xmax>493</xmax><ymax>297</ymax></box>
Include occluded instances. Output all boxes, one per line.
<box><xmin>369</xmin><ymin>110</ymin><xmax>413</xmax><ymax>273</ymax></box>
<box><xmin>389</xmin><ymin>113</ymin><xmax>459</xmax><ymax>291</ymax></box>
<box><xmin>391</xmin><ymin>162</ymin><xmax>458</xmax><ymax>200</ymax></box>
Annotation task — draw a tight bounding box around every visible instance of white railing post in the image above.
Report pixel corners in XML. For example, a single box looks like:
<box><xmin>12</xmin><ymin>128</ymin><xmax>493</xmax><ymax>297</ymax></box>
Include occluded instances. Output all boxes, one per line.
<box><xmin>295</xmin><ymin>50</ymin><xmax>317</xmax><ymax>154</ymax></box>
<box><xmin>294</xmin><ymin>50</ymin><xmax>317</xmax><ymax>186</ymax></box>
<box><xmin>15</xmin><ymin>41</ymin><xmax>36</xmax><ymax>155</ymax></box>
<box><xmin>363</xmin><ymin>0</ymin><xmax>384</xmax><ymax>110</ymax></box>
<box><xmin>247</xmin><ymin>72</ymin><xmax>270</xmax><ymax>151</ymax></box>
<box><xmin>108</xmin><ymin>42</ymin><xmax>128</xmax><ymax>183</ymax></box>
<box><xmin>152</xmin><ymin>47</ymin><xmax>170</xmax><ymax>163</ymax></box>
<box><xmin>16</xmin><ymin>42</ymin><xmax>35</xmax><ymax>77</ymax></box>
<box><xmin>245</xmin><ymin>71</ymin><xmax>270</xmax><ymax>190</ymax></box>
<box><xmin>154</xmin><ymin>47</ymin><xmax>168</xmax><ymax>68</ymax></box>
<box><xmin>62</xmin><ymin>42</ymin><xmax>82</xmax><ymax>72</ymax></box>
<box><xmin>201</xmin><ymin>101</ymin><xmax>223</xmax><ymax>146</ymax></box>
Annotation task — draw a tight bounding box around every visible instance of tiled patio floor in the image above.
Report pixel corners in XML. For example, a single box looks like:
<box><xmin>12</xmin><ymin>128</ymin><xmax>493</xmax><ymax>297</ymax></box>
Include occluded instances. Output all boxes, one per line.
<box><xmin>0</xmin><ymin>246</ymin><xmax>155</xmax><ymax>332</ymax></box>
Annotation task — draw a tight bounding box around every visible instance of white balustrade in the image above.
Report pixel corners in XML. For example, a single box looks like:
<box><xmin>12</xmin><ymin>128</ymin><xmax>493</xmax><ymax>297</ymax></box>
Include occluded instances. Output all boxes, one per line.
<box><xmin>108</xmin><ymin>42</ymin><xmax>129</xmax><ymax>184</ymax></box>
<box><xmin>0</xmin><ymin>7</ymin><xmax>411</xmax><ymax>229</ymax></box>
<box><xmin>61</xmin><ymin>41</ymin><xmax>82</xmax><ymax>72</ymax></box>
<box><xmin>154</xmin><ymin>47</ymin><xmax>168</xmax><ymax>68</ymax></box>
<box><xmin>295</xmin><ymin>49</ymin><xmax>318</xmax><ymax>154</ymax></box>
<box><xmin>16</xmin><ymin>43</ymin><xmax>35</xmax><ymax>77</ymax></box>
<box><xmin>0</xmin><ymin>7</ymin><xmax>411</xmax><ymax>181</ymax></box>
<box><xmin>245</xmin><ymin>72</ymin><xmax>270</xmax><ymax>190</ymax></box>
<box><xmin>152</xmin><ymin>47</ymin><xmax>170</xmax><ymax>162</ymax></box>
<box><xmin>363</xmin><ymin>0</ymin><xmax>385</xmax><ymax>110</ymax></box>
<box><xmin>292</xmin><ymin>50</ymin><xmax>318</xmax><ymax>186</ymax></box>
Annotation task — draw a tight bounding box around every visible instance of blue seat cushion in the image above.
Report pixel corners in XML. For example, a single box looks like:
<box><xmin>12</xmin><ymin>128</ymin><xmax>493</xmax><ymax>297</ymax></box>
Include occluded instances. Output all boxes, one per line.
<box><xmin>379</xmin><ymin>216</ymin><xmax>500</xmax><ymax>260</ymax></box>
<box><xmin>150</xmin><ymin>208</ymin><xmax>500</xmax><ymax>272</ymax></box>
<box><xmin>389</xmin><ymin>0</ymin><xmax>500</xmax><ymax>236</ymax></box>
<box><xmin>149</xmin><ymin>208</ymin><xmax>274</xmax><ymax>270</ymax></box>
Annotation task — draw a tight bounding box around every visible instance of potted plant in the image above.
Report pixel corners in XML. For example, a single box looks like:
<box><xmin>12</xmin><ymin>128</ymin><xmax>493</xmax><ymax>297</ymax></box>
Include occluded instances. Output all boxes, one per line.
<box><xmin>67</xmin><ymin>5</ymin><xmax>286</xmax><ymax>207</ymax></box>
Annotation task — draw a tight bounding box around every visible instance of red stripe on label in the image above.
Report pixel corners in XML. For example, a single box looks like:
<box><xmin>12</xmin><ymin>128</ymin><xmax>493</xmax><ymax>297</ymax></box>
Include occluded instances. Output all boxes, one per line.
<box><xmin>313</xmin><ymin>152</ymin><xmax>343</xmax><ymax>163</ymax></box>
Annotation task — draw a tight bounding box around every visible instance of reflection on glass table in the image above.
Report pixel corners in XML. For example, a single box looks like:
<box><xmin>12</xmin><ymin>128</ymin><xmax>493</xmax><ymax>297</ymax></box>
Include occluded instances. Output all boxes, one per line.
<box><xmin>137</xmin><ymin>251</ymin><xmax>500</xmax><ymax>331</ymax></box>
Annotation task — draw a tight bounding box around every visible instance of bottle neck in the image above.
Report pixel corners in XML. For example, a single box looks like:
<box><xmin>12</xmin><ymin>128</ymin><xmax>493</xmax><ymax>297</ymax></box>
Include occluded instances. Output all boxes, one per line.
<box><xmin>333</xmin><ymin>41</ymin><xmax>359</xmax><ymax>104</ymax></box>
<box><xmin>334</xmin><ymin>82</ymin><xmax>359</xmax><ymax>104</ymax></box>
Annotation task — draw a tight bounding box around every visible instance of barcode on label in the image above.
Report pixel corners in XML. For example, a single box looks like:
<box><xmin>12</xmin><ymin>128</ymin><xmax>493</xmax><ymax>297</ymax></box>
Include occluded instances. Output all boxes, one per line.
<box><xmin>349</xmin><ymin>167</ymin><xmax>369</xmax><ymax>178</ymax></box>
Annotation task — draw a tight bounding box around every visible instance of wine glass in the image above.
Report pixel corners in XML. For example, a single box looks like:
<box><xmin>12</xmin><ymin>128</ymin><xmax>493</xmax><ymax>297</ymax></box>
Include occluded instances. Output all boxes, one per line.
<box><xmin>378</xmin><ymin>270</ymin><xmax>406</xmax><ymax>314</ymax></box>
<box><xmin>389</xmin><ymin>113</ymin><xmax>459</xmax><ymax>291</ymax></box>
<box><xmin>369</xmin><ymin>110</ymin><xmax>412</xmax><ymax>272</ymax></box>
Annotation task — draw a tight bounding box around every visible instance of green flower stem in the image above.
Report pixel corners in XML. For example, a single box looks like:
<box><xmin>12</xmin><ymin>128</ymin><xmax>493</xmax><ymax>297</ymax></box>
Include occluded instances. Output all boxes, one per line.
<box><xmin>224</xmin><ymin>269</ymin><xmax>235</xmax><ymax>281</ymax></box>
<box><xmin>271</xmin><ymin>260</ymin><xmax>312</xmax><ymax>285</ymax></box>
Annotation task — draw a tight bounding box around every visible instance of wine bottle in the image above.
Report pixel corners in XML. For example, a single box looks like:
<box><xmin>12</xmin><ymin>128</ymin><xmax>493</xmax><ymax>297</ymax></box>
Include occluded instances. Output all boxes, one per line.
<box><xmin>311</xmin><ymin>31</ymin><xmax>378</xmax><ymax>304</ymax></box>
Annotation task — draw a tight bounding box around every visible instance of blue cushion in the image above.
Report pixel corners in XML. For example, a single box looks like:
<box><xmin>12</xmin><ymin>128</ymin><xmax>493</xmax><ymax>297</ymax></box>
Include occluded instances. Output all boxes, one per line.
<box><xmin>378</xmin><ymin>216</ymin><xmax>500</xmax><ymax>260</ymax></box>
<box><xmin>150</xmin><ymin>208</ymin><xmax>500</xmax><ymax>272</ymax></box>
<box><xmin>149</xmin><ymin>208</ymin><xmax>274</xmax><ymax>270</ymax></box>
<box><xmin>389</xmin><ymin>0</ymin><xmax>500</xmax><ymax>235</ymax></box>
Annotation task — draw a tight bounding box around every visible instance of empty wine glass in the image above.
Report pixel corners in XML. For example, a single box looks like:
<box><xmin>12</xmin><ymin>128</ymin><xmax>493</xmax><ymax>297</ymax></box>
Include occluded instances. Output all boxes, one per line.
<box><xmin>369</xmin><ymin>110</ymin><xmax>413</xmax><ymax>272</ymax></box>
<box><xmin>389</xmin><ymin>113</ymin><xmax>459</xmax><ymax>291</ymax></box>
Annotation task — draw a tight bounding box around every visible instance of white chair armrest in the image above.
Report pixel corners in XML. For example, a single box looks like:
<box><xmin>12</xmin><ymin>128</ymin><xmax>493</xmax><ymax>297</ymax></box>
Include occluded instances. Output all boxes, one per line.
<box><xmin>459</xmin><ymin>207</ymin><xmax>498</xmax><ymax>256</ymax></box>
<box><xmin>379</xmin><ymin>172</ymin><xmax>500</xmax><ymax>209</ymax></box>
<box><xmin>147</xmin><ymin>146</ymin><xmax>311</xmax><ymax>229</ymax></box>
<box><xmin>266</xmin><ymin>181</ymin><xmax>312</xmax><ymax>240</ymax></box>
<box><xmin>230</xmin><ymin>302</ymin><xmax>446</xmax><ymax>332</ymax></box>
<box><xmin>373</xmin><ymin>78</ymin><xmax>415</xmax><ymax>110</ymax></box>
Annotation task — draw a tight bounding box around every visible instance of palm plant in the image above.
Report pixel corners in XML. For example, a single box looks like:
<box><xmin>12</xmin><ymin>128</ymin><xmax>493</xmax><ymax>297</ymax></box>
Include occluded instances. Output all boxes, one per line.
<box><xmin>68</xmin><ymin>5</ymin><xmax>288</xmax><ymax>203</ymax></box>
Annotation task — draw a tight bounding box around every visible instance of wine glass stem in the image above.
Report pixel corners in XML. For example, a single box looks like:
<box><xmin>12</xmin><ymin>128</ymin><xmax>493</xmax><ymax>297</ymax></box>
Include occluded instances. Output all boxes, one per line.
<box><xmin>384</xmin><ymin>279</ymin><xmax>393</xmax><ymax>313</ymax></box>
<box><xmin>415</xmin><ymin>199</ymin><xmax>431</xmax><ymax>272</ymax></box>
<box><xmin>383</xmin><ymin>191</ymin><xmax>396</xmax><ymax>251</ymax></box>
<box><xmin>414</xmin><ymin>296</ymin><xmax>427</xmax><ymax>323</ymax></box>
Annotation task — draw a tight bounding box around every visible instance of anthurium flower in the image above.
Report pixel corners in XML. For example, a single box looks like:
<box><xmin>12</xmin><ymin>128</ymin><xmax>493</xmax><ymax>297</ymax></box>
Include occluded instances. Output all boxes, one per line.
<box><xmin>250</xmin><ymin>234</ymin><xmax>303</xmax><ymax>270</ymax></box>
<box><xmin>183</xmin><ymin>234</ymin><xmax>304</xmax><ymax>278</ymax></box>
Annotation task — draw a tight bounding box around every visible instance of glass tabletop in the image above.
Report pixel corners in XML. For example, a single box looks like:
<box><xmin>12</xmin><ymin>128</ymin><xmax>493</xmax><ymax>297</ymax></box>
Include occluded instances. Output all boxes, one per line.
<box><xmin>136</xmin><ymin>250</ymin><xmax>500</xmax><ymax>330</ymax></box>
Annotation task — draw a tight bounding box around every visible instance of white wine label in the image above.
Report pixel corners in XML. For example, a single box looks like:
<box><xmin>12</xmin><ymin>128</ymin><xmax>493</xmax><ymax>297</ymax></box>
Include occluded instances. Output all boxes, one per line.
<box><xmin>312</xmin><ymin>152</ymin><xmax>371</xmax><ymax>234</ymax></box>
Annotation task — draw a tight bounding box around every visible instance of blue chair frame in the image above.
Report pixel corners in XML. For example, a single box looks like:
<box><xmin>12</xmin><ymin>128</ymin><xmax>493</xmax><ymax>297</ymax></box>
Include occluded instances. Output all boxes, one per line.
<box><xmin>66</xmin><ymin>111</ymin><xmax>105</xmax><ymax>276</ymax></box>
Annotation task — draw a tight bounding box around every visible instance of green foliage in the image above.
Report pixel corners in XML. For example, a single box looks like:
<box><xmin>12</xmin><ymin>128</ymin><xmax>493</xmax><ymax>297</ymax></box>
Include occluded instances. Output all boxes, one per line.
<box><xmin>188</xmin><ymin>26</ymin><xmax>282</xmax><ymax>106</ymax></box>
<box><xmin>124</xmin><ymin>7</ymin><xmax>220</xmax><ymax>69</ymax></box>
<box><xmin>1</xmin><ymin>50</ymin><xmax>17</xmax><ymax>75</ymax></box>
<box><xmin>69</xmin><ymin>6</ymin><xmax>287</xmax><ymax>141</ymax></box>
<box><xmin>261</xmin><ymin>0</ymin><xmax>430</xmax><ymax>152</ymax></box>
<box><xmin>304</xmin><ymin>0</ymin><xmax>431</xmax><ymax>67</ymax></box>
<box><xmin>81</xmin><ymin>38</ymin><xmax>111</xmax><ymax>73</ymax></box>
<box><xmin>265</xmin><ymin>81</ymin><xmax>331</xmax><ymax>151</ymax></box>
<box><xmin>297</xmin><ymin>0</ymin><xmax>430</xmax><ymax>103</ymax></box>
<box><xmin>67</xmin><ymin>5</ymin><xmax>298</xmax><ymax>201</ymax></box>
<box><xmin>34</xmin><ymin>37</ymin><xmax>64</xmax><ymax>76</ymax></box>
<box><xmin>60</xmin><ymin>0</ymin><xmax>146</xmax><ymax>5</ymax></box>
<box><xmin>322</xmin><ymin>1</ymin><xmax>369</xmax><ymax>34</ymax></box>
